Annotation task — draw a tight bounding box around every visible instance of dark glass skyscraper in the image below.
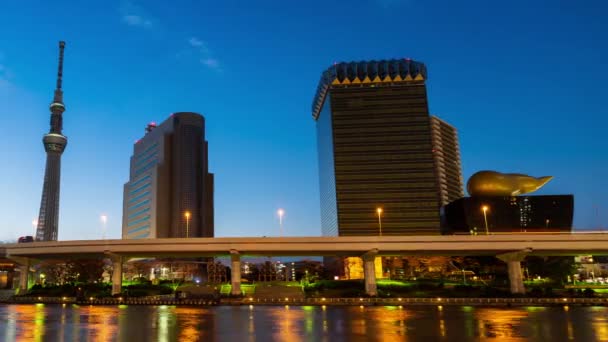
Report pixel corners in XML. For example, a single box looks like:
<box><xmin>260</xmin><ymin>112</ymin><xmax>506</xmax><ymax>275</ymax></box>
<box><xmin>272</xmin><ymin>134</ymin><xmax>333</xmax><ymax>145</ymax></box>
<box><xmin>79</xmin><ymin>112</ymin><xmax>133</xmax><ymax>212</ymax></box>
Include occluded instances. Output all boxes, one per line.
<box><xmin>122</xmin><ymin>112</ymin><xmax>214</xmax><ymax>239</ymax></box>
<box><xmin>312</xmin><ymin>59</ymin><xmax>445</xmax><ymax>236</ymax></box>
<box><xmin>35</xmin><ymin>41</ymin><xmax>68</xmax><ymax>241</ymax></box>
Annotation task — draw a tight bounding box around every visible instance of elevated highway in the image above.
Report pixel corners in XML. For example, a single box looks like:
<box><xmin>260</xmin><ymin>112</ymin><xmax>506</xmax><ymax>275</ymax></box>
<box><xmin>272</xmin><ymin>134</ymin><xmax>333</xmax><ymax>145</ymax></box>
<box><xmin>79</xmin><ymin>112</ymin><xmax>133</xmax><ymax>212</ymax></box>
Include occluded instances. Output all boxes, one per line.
<box><xmin>3</xmin><ymin>233</ymin><xmax>607</xmax><ymax>297</ymax></box>
<box><xmin>3</xmin><ymin>234</ymin><xmax>608</xmax><ymax>258</ymax></box>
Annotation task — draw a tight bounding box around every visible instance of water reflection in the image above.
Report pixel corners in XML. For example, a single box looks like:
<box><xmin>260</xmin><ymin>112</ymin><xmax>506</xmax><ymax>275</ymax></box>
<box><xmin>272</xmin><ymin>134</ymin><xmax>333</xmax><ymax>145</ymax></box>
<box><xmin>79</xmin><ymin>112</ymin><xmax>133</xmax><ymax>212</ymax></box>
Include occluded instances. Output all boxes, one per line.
<box><xmin>7</xmin><ymin>303</ymin><xmax>46</xmax><ymax>341</ymax></box>
<box><xmin>0</xmin><ymin>304</ymin><xmax>606</xmax><ymax>341</ymax></box>
<box><xmin>591</xmin><ymin>311</ymin><xmax>608</xmax><ymax>341</ymax></box>
<box><xmin>267</xmin><ymin>304</ymin><xmax>306</xmax><ymax>341</ymax></box>
<box><xmin>475</xmin><ymin>308</ymin><xmax>529</xmax><ymax>339</ymax></box>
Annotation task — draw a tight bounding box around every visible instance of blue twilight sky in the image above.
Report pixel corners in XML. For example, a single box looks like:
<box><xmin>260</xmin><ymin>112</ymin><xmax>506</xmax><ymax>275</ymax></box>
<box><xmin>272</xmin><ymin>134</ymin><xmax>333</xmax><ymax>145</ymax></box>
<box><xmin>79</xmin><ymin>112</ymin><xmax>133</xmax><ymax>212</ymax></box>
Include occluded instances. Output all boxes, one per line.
<box><xmin>0</xmin><ymin>0</ymin><xmax>607</xmax><ymax>241</ymax></box>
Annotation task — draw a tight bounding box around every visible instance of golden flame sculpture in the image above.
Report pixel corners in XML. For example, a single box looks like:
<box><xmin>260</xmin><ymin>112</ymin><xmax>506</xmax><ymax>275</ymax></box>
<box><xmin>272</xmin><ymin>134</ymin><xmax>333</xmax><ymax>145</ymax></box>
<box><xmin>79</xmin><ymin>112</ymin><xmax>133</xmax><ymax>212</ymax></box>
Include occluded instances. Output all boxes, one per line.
<box><xmin>467</xmin><ymin>171</ymin><xmax>553</xmax><ymax>196</ymax></box>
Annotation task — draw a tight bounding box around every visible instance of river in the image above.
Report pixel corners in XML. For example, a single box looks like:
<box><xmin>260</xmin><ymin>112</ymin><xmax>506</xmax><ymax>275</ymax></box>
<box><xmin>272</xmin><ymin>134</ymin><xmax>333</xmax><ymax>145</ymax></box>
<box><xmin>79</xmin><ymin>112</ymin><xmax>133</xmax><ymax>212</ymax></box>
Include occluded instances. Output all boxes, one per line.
<box><xmin>0</xmin><ymin>304</ymin><xmax>607</xmax><ymax>341</ymax></box>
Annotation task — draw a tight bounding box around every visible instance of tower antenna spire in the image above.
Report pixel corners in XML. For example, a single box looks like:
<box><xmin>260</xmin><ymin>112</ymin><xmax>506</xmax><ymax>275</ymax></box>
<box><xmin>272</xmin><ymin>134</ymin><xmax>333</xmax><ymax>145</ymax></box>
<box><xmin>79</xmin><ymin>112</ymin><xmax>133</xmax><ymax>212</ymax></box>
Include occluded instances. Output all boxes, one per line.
<box><xmin>54</xmin><ymin>41</ymin><xmax>66</xmax><ymax>103</ymax></box>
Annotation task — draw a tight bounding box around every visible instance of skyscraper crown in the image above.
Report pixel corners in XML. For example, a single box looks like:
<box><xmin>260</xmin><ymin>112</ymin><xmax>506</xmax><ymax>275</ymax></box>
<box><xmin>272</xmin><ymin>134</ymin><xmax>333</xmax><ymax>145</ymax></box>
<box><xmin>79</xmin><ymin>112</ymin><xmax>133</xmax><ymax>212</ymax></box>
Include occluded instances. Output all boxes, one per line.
<box><xmin>312</xmin><ymin>59</ymin><xmax>427</xmax><ymax>120</ymax></box>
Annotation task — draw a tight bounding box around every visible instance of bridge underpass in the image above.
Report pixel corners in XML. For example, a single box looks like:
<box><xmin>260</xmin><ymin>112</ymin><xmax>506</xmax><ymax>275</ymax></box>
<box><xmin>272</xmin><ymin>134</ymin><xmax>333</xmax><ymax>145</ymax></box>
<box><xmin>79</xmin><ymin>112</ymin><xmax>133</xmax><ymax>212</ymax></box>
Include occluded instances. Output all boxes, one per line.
<box><xmin>3</xmin><ymin>233</ymin><xmax>608</xmax><ymax>296</ymax></box>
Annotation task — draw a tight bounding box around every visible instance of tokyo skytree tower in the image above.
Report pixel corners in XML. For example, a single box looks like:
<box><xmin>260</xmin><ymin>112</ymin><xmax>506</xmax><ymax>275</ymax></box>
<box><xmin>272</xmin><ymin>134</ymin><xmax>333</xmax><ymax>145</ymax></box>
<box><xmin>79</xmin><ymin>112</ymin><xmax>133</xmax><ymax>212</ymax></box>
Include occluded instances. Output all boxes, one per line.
<box><xmin>35</xmin><ymin>41</ymin><xmax>67</xmax><ymax>241</ymax></box>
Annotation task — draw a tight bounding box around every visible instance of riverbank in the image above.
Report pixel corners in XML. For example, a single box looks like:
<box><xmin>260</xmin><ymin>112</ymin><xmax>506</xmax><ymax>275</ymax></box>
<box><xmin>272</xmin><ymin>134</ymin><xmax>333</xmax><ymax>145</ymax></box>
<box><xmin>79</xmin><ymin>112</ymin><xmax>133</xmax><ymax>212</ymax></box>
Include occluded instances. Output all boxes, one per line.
<box><xmin>3</xmin><ymin>296</ymin><xmax>608</xmax><ymax>307</ymax></box>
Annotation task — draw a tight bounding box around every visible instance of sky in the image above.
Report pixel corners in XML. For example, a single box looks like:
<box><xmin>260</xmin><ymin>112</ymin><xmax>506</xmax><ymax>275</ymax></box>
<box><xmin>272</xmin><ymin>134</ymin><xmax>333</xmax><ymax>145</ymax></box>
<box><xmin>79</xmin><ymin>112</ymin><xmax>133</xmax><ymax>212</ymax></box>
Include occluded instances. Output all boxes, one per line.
<box><xmin>0</xmin><ymin>0</ymin><xmax>607</xmax><ymax>241</ymax></box>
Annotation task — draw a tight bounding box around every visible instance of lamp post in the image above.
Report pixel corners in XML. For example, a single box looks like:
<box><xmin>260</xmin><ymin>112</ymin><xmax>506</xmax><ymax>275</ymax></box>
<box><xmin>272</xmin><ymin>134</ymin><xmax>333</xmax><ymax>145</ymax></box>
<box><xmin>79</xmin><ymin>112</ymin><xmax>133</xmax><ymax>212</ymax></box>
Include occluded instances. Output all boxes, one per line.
<box><xmin>184</xmin><ymin>211</ymin><xmax>191</xmax><ymax>238</ymax></box>
<box><xmin>376</xmin><ymin>207</ymin><xmax>383</xmax><ymax>236</ymax></box>
<box><xmin>277</xmin><ymin>209</ymin><xmax>285</xmax><ymax>237</ymax></box>
<box><xmin>481</xmin><ymin>205</ymin><xmax>489</xmax><ymax>235</ymax></box>
<box><xmin>32</xmin><ymin>219</ymin><xmax>38</xmax><ymax>237</ymax></box>
<box><xmin>100</xmin><ymin>215</ymin><xmax>107</xmax><ymax>240</ymax></box>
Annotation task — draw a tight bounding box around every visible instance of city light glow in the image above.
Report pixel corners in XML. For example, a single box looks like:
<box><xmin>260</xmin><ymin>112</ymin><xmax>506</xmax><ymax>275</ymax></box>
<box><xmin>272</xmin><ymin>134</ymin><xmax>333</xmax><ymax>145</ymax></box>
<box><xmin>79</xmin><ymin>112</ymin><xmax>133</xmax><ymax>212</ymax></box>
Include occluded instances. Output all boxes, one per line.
<box><xmin>100</xmin><ymin>214</ymin><xmax>107</xmax><ymax>239</ymax></box>
<box><xmin>277</xmin><ymin>208</ymin><xmax>285</xmax><ymax>236</ymax></box>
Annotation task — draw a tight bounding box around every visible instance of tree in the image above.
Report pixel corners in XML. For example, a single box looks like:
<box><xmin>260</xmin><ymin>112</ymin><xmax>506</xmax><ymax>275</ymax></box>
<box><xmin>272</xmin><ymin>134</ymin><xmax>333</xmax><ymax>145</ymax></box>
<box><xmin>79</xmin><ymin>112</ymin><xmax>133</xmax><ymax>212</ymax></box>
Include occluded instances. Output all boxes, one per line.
<box><xmin>401</xmin><ymin>256</ymin><xmax>422</xmax><ymax>277</ymax></box>
<box><xmin>207</xmin><ymin>261</ymin><xmax>227</xmax><ymax>283</ymax></box>
<box><xmin>524</xmin><ymin>256</ymin><xmax>577</xmax><ymax>285</ymax></box>
<box><xmin>38</xmin><ymin>259</ymin><xmax>106</xmax><ymax>284</ymax></box>
<box><xmin>403</xmin><ymin>256</ymin><xmax>452</xmax><ymax>277</ymax></box>
<box><xmin>39</xmin><ymin>260</ymin><xmax>70</xmax><ymax>284</ymax></box>
<box><xmin>259</xmin><ymin>261</ymin><xmax>277</xmax><ymax>282</ymax></box>
<box><xmin>383</xmin><ymin>257</ymin><xmax>398</xmax><ymax>279</ymax></box>
<box><xmin>67</xmin><ymin>259</ymin><xmax>106</xmax><ymax>283</ymax></box>
<box><xmin>125</xmin><ymin>260</ymin><xmax>150</xmax><ymax>280</ymax></box>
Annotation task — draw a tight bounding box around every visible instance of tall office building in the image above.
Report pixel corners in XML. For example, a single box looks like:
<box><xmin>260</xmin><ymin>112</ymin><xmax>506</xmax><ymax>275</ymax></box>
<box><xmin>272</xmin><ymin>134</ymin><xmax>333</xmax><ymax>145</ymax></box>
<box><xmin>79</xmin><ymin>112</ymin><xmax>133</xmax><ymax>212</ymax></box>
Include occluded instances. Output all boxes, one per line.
<box><xmin>312</xmin><ymin>59</ymin><xmax>445</xmax><ymax>236</ymax></box>
<box><xmin>35</xmin><ymin>41</ymin><xmax>68</xmax><ymax>241</ymax></box>
<box><xmin>430</xmin><ymin>116</ymin><xmax>464</xmax><ymax>206</ymax></box>
<box><xmin>122</xmin><ymin>112</ymin><xmax>214</xmax><ymax>239</ymax></box>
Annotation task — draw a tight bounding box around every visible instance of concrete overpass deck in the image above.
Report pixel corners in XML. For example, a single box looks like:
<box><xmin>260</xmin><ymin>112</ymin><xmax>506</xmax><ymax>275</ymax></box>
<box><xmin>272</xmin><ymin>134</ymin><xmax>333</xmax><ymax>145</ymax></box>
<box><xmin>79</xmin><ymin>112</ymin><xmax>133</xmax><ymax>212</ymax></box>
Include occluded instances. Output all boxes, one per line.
<box><xmin>4</xmin><ymin>233</ymin><xmax>608</xmax><ymax>297</ymax></box>
<box><xmin>3</xmin><ymin>233</ymin><xmax>608</xmax><ymax>259</ymax></box>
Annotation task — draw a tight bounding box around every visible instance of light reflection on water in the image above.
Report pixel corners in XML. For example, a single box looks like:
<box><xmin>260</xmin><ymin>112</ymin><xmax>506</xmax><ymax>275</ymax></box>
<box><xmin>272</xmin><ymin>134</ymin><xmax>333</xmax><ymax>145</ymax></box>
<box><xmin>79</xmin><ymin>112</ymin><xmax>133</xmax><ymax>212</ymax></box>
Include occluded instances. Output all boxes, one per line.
<box><xmin>0</xmin><ymin>304</ymin><xmax>607</xmax><ymax>341</ymax></box>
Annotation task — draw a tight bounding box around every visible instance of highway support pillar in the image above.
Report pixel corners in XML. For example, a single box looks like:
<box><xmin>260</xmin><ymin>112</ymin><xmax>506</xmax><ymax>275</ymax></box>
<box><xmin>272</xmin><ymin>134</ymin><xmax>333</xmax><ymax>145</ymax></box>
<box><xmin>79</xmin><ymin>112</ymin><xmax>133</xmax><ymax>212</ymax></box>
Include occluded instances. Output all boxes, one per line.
<box><xmin>230</xmin><ymin>250</ymin><xmax>242</xmax><ymax>296</ymax></box>
<box><xmin>497</xmin><ymin>249</ymin><xmax>531</xmax><ymax>295</ymax></box>
<box><xmin>8</xmin><ymin>256</ymin><xmax>31</xmax><ymax>295</ymax></box>
<box><xmin>17</xmin><ymin>258</ymin><xmax>31</xmax><ymax>294</ymax></box>
<box><xmin>362</xmin><ymin>249</ymin><xmax>378</xmax><ymax>297</ymax></box>
<box><xmin>110</xmin><ymin>255</ymin><xmax>123</xmax><ymax>296</ymax></box>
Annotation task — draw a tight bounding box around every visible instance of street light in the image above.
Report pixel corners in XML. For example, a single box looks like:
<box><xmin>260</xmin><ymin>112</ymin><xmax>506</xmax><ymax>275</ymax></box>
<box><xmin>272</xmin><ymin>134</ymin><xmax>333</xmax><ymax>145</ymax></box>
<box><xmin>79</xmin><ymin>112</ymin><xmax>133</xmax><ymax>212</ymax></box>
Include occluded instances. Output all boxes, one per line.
<box><xmin>481</xmin><ymin>205</ymin><xmax>489</xmax><ymax>235</ymax></box>
<box><xmin>277</xmin><ymin>209</ymin><xmax>285</xmax><ymax>237</ymax></box>
<box><xmin>100</xmin><ymin>215</ymin><xmax>108</xmax><ymax>240</ymax></box>
<box><xmin>376</xmin><ymin>207</ymin><xmax>383</xmax><ymax>236</ymax></box>
<box><xmin>32</xmin><ymin>219</ymin><xmax>38</xmax><ymax>237</ymax></box>
<box><xmin>184</xmin><ymin>211</ymin><xmax>191</xmax><ymax>238</ymax></box>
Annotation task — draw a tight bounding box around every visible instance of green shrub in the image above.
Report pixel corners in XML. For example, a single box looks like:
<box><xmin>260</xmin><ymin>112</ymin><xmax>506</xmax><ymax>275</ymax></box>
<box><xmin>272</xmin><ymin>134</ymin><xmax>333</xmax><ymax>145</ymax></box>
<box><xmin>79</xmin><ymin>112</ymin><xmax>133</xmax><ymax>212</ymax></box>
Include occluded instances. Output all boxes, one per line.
<box><xmin>583</xmin><ymin>288</ymin><xmax>596</xmax><ymax>298</ymax></box>
<box><xmin>529</xmin><ymin>287</ymin><xmax>543</xmax><ymax>297</ymax></box>
<box><xmin>453</xmin><ymin>285</ymin><xmax>474</xmax><ymax>293</ymax></box>
<box><xmin>481</xmin><ymin>286</ymin><xmax>511</xmax><ymax>298</ymax></box>
<box><xmin>127</xmin><ymin>290</ymin><xmax>149</xmax><ymax>297</ymax></box>
<box><xmin>416</xmin><ymin>282</ymin><xmax>438</xmax><ymax>291</ymax></box>
<box><xmin>340</xmin><ymin>288</ymin><xmax>365</xmax><ymax>297</ymax></box>
<box><xmin>160</xmin><ymin>287</ymin><xmax>173</xmax><ymax>295</ymax></box>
